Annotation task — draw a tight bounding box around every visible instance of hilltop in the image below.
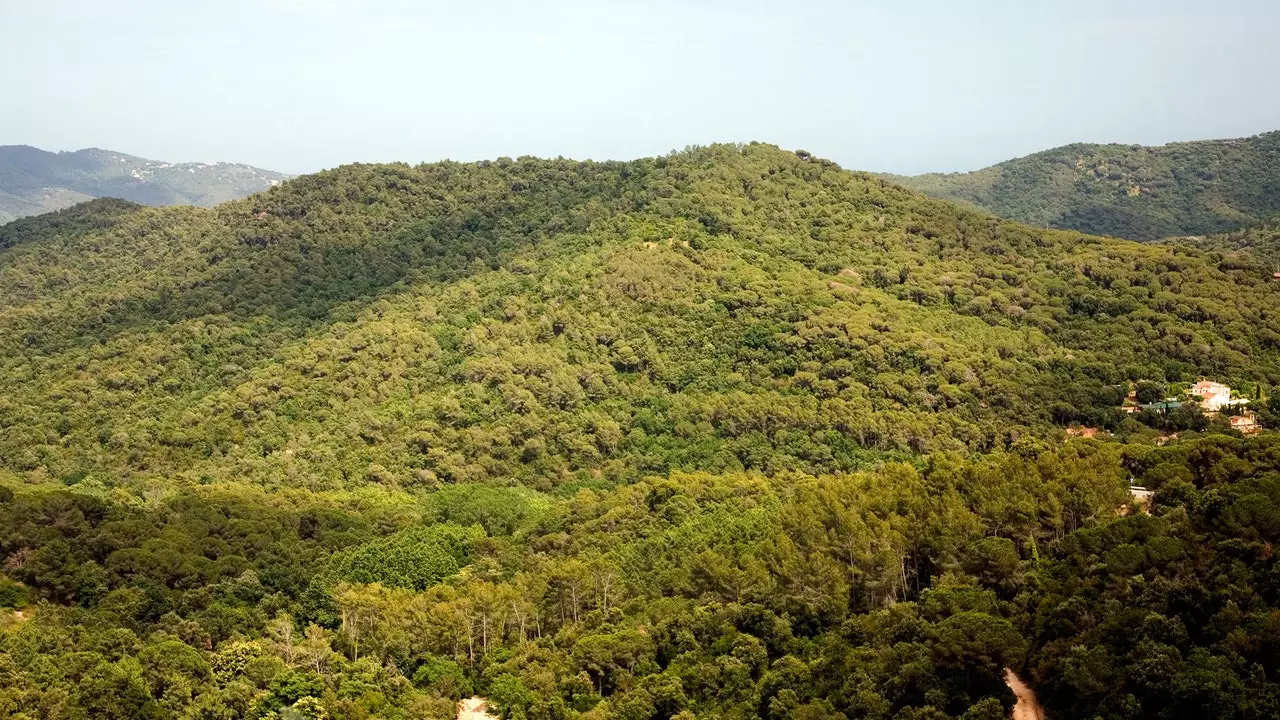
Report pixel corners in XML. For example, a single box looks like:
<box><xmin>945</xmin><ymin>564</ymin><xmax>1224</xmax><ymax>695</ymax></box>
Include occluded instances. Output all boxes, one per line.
<box><xmin>888</xmin><ymin>131</ymin><xmax>1280</xmax><ymax>240</ymax></box>
<box><xmin>2</xmin><ymin>143</ymin><xmax>1278</xmax><ymax>491</ymax></box>
<box><xmin>0</xmin><ymin>144</ymin><xmax>289</xmax><ymax>223</ymax></box>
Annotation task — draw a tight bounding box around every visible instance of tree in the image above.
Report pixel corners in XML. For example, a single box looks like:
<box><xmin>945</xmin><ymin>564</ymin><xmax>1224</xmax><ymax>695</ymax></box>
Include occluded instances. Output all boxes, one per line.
<box><xmin>489</xmin><ymin>674</ymin><xmax>536</xmax><ymax>720</ymax></box>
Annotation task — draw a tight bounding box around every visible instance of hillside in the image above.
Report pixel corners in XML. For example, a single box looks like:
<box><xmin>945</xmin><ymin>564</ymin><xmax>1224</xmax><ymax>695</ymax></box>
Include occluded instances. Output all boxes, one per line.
<box><xmin>1166</xmin><ymin>221</ymin><xmax>1280</xmax><ymax>269</ymax></box>
<box><xmin>0</xmin><ymin>144</ymin><xmax>289</xmax><ymax>224</ymax></box>
<box><xmin>889</xmin><ymin>131</ymin><xmax>1280</xmax><ymax>240</ymax></box>
<box><xmin>3</xmin><ymin>144</ymin><xmax>1280</xmax><ymax>720</ymax></box>
<box><xmin>4</xmin><ymin>143</ymin><xmax>1280</xmax><ymax>490</ymax></box>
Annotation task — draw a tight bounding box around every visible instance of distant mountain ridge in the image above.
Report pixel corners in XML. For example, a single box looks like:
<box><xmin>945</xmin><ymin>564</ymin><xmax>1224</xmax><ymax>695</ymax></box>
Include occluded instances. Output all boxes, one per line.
<box><xmin>887</xmin><ymin>131</ymin><xmax>1280</xmax><ymax>240</ymax></box>
<box><xmin>0</xmin><ymin>145</ymin><xmax>289</xmax><ymax>224</ymax></box>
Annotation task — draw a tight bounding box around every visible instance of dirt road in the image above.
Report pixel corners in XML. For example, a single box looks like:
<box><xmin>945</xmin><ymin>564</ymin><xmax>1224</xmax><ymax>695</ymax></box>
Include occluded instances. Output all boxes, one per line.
<box><xmin>1004</xmin><ymin>669</ymin><xmax>1045</xmax><ymax>720</ymax></box>
<box><xmin>458</xmin><ymin>697</ymin><xmax>496</xmax><ymax>720</ymax></box>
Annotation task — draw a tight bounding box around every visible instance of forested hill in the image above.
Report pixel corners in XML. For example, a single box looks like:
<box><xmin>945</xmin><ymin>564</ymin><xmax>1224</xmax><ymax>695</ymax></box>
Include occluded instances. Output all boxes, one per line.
<box><xmin>2</xmin><ymin>143</ymin><xmax>1279</xmax><ymax>491</ymax></box>
<box><xmin>887</xmin><ymin>131</ymin><xmax>1280</xmax><ymax>241</ymax></box>
<box><xmin>6</xmin><ymin>144</ymin><xmax>1280</xmax><ymax>720</ymax></box>
<box><xmin>1166</xmin><ymin>221</ymin><xmax>1280</xmax><ymax>269</ymax></box>
<box><xmin>0</xmin><ymin>144</ymin><xmax>289</xmax><ymax>224</ymax></box>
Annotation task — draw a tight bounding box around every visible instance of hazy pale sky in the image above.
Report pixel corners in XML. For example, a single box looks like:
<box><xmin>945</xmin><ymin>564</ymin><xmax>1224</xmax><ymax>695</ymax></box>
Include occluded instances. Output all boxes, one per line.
<box><xmin>2</xmin><ymin>0</ymin><xmax>1278</xmax><ymax>175</ymax></box>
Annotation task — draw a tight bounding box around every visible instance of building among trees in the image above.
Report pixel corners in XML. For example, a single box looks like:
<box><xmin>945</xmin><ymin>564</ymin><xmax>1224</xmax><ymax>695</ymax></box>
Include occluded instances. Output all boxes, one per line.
<box><xmin>1230</xmin><ymin>412</ymin><xmax>1262</xmax><ymax>434</ymax></box>
<box><xmin>1190</xmin><ymin>380</ymin><xmax>1235</xmax><ymax>411</ymax></box>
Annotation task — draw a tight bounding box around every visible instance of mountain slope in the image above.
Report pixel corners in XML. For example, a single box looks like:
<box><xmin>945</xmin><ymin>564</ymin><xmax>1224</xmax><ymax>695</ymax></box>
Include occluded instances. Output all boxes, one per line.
<box><xmin>2</xmin><ymin>143</ymin><xmax>1278</xmax><ymax>490</ymax></box>
<box><xmin>0</xmin><ymin>144</ymin><xmax>289</xmax><ymax>223</ymax></box>
<box><xmin>1166</xmin><ymin>221</ymin><xmax>1280</xmax><ymax>270</ymax></box>
<box><xmin>888</xmin><ymin>131</ymin><xmax>1280</xmax><ymax>240</ymax></box>
<box><xmin>5</xmin><ymin>144</ymin><xmax>1280</xmax><ymax>720</ymax></box>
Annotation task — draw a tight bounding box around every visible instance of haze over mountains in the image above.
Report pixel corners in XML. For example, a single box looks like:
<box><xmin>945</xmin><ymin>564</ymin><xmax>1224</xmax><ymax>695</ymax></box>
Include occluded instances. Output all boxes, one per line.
<box><xmin>889</xmin><ymin>130</ymin><xmax>1280</xmax><ymax>241</ymax></box>
<box><xmin>0</xmin><ymin>145</ymin><xmax>289</xmax><ymax>224</ymax></box>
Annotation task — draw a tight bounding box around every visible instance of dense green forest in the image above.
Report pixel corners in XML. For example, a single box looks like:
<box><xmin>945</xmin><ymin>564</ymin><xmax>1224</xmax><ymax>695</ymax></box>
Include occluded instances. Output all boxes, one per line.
<box><xmin>3</xmin><ymin>144</ymin><xmax>1280</xmax><ymax>491</ymax></box>
<box><xmin>4</xmin><ymin>144</ymin><xmax>1280</xmax><ymax>719</ymax></box>
<box><xmin>4</xmin><ymin>435</ymin><xmax>1280</xmax><ymax>719</ymax></box>
<box><xmin>1166</xmin><ymin>222</ymin><xmax>1280</xmax><ymax>270</ymax></box>
<box><xmin>0</xmin><ymin>145</ymin><xmax>288</xmax><ymax>225</ymax></box>
<box><xmin>888</xmin><ymin>131</ymin><xmax>1280</xmax><ymax>241</ymax></box>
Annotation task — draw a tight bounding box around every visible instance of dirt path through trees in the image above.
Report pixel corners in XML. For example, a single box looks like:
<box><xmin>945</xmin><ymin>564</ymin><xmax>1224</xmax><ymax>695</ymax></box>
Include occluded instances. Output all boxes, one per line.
<box><xmin>1004</xmin><ymin>669</ymin><xmax>1045</xmax><ymax>720</ymax></box>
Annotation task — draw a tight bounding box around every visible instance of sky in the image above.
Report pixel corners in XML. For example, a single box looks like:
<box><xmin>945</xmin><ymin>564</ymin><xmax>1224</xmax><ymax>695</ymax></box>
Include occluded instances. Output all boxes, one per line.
<box><xmin>1</xmin><ymin>0</ymin><xmax>1278</xmax><ymax>175</ymax></box>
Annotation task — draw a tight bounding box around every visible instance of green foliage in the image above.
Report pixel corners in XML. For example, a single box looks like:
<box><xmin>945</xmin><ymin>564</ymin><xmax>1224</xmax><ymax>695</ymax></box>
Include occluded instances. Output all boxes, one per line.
<box><xmin>1134</xmin><ymin>380</ymin><xmax>1167</xmax><ymax>404</ymax></box>
<box><xmin>412</xmin><ymin>656</ymin><xmax>472</xmax><ymax>698</ymax></box>
<box><xmin>0</xmin><ymin>576</ymin><xmax>27</xmax><ymax>608</ymax></box>
<box><xmin>283</xmin><ymin>696</ymin><xmax>330</xmax><ymax>720</ymax></box>
<box><xmin>423</xmin><ymin>485</ymin><xmax>551</xmax><ymax>537</ymax></box>
<box><xmin>1168</xmin><ymin>220</ymin><xmax>1280</xmax><ymax>271</ymax></box>
<box><xmin>0</xmin><ymin>435</ymin><xmax>1276</xmax><ymax>719</ymax></box>
<box><xmin>2</xmin><ymin>144</ymin><xmax>1278</xmax><ymax>493</ymax></box>
<box><xmin>3</xmin><ymin>145</ymin><xmax>1280</xmax><ymax>720</ymax></box>
<box><xmin>489</xmin><ymin>674</ymin><xmax>536</xmax><ymax>719</ymax></box>
<box><xmin>1027</xmin><ymin>435</ymin><xmax>1280</xmax><ymax>719</ymax></box>
<box><xmin>0</xmin><ymin>197</ymin><xmax>143</xmax><ymax>249</ymax></box>
<box><xmin>890</xmin><ymin>131</ymin><xmax>1280</xmax><ymax>240</ymax></box>
<box><xmin>325</xmin><ymin>524</ymin><xmax>483</xmax><ymax>591</ymax></box>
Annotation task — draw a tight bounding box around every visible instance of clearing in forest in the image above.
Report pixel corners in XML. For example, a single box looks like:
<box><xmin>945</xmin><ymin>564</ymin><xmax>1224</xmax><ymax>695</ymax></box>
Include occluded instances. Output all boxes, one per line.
<box><xmin>458</xmin><ymin>697</ymin><xmax>497</xmax><ymax>720</ymax></box>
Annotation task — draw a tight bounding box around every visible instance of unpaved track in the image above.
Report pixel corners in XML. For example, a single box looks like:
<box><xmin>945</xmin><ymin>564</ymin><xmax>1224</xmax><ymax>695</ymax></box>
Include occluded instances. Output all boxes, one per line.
<box><xmin>458</xmin><ymin>697</ymin><xmax>496</xmax><ymax>720</ymax></box>
<box><xmin>1005</xmin><ymin>669</ymin><xmax>1045</xmax><ymax>720</ymax></box>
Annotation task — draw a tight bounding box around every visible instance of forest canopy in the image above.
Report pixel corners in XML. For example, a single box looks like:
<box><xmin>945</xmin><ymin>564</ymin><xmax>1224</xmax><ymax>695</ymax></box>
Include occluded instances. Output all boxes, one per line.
<box><xmin>3</xmin><ymin>435</ymin><xmax>1280</xmax><ymax>719</ymax></box>
<box><xmin>2</xmin><ymin>144</ymin><xmax>1280</xmax><ymax>720</ymax></box>
<box><xmin>2</xmin><ymin>143</ymin><xmax>1279</xmax><ymax>492</ymax></box>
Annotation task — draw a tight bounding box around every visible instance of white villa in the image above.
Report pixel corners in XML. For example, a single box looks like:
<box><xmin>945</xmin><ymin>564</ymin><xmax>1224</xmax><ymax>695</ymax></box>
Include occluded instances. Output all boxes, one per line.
<box><xmin>1190</xmin><ymin>380</ymin><xmax>1235</xmax><ymax>412</ymax></box>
